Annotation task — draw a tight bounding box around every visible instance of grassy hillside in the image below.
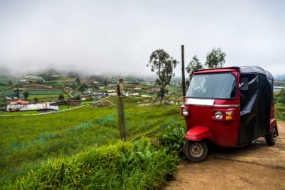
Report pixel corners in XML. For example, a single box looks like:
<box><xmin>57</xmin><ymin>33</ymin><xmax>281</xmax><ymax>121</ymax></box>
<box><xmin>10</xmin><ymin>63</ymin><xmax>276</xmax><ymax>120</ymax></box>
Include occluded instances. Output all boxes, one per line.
<box><xmin>0</xmin><ymin>97</ymin><xmax>182</xmax><ymax>187</ymax></box>
<box><xmin>2</xmin><ymin>138</ymin><xmax>179</xmax><ymax>190</ymax></box>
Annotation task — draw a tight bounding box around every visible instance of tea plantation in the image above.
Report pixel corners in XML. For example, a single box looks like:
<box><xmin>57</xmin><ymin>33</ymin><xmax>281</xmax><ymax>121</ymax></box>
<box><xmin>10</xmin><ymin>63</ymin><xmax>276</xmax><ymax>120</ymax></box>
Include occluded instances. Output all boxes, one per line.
<box><xmin>0</xmin><ymin>97</ymin><xmax>185</xmax><ymax>189</ymax></box>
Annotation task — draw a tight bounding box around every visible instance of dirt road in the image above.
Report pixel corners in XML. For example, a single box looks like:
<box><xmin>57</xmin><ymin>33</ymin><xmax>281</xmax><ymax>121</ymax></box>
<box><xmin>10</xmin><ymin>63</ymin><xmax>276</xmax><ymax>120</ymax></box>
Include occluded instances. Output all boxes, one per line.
<box><xmin>164</xmin><ymin>122</ymin><xmax>285</xmax><ymax>190</ymax></box>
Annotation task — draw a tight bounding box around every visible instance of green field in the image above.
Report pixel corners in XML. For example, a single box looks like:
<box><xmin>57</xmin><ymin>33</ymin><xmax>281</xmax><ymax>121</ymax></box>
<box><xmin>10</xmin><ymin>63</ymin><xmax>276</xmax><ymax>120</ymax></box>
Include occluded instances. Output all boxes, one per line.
<box><xmin>275</xmin><ymin>103</ymin><xmax>285</xmax><ymax>121</ymax></box>
<box><xmin>0</xmin><ymin>78</ymin><xmax>16</xmax><ymax>90</ymax></box>
<box><xmin>0</xmin><ymin>97</ymin><xmax>182</xmax><ymax>187</ymax></box>
<box><xmin>27</xmin><ymin>94</ymin><xmax>62</xmax><ymax>102</ymax></box>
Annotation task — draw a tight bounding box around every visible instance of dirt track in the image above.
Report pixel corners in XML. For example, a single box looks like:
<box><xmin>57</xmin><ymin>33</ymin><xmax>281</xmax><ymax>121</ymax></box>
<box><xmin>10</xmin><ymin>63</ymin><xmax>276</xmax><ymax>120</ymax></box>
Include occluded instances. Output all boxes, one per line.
<box><xmin>165</xmin><ymin>122</ymin><xmax>285</xmax><ymax>190</ymax></box>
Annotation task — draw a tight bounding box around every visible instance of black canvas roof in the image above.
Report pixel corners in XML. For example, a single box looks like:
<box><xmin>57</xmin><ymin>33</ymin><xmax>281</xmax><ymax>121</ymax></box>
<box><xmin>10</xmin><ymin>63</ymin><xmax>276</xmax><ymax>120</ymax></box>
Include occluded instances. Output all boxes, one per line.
<box><xmin>195</xmin><ymin>66</ymin><xmax>273</xmax><ymax>80</ymax></box>
<box><xmin>238</xmin><ymin>66</ymin><xmax>273</xmax><ymax>80</ymax></box>
<box><xmin>206</xmin><ymin>66</ymin><xmax>273</xmax><ymax>80</ymax></box>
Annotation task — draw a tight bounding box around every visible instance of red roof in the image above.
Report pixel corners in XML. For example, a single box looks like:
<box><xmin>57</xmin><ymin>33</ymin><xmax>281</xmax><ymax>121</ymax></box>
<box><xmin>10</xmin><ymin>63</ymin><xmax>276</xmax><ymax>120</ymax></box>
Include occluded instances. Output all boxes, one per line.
<box><xmin>10</xmin><ymin>99</ymin><xmax>29</xmax><ymax>105</ymax></box>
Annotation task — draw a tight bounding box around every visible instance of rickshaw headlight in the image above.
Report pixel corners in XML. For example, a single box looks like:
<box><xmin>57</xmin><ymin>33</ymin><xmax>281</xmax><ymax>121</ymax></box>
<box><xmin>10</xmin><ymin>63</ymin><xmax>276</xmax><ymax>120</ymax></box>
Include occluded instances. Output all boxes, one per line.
<box><xmin>182</xmin><ymin>108</ymin><xmax>189</xmax><ymax>116</ymax></box>
<box><xmin>214</xmin><ymin>111</ymin><xmax>223</xmax><ymax>120</ymax></box>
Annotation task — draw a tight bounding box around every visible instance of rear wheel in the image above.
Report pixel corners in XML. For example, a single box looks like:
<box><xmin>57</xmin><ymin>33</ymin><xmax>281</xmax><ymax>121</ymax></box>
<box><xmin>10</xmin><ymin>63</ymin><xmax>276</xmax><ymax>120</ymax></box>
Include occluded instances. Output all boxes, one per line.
<box><xmin>183</xmin><ymin>140</ymin><xmax>208</xmax><ymax>162</ymax></box>
<box><xmin>265</xmin><ymin>127</ymin><xmax>277</xmax><ymax>146</ymax></box>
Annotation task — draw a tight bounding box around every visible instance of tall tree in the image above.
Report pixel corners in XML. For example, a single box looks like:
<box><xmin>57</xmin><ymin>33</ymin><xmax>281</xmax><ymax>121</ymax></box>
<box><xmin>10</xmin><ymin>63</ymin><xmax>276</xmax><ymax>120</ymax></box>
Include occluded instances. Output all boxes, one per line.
<box><xmin>14</xmin><ymin>88</ymin><xmax>20</xmax><ymax>99</ymax></box>
<box><xmin>75</xmin><ymin>78</ymin><xmax>81</xmax><ymax>84</ymax></box>
<box><xmin>205</xmin><ymin>47</ymin><xmax>226</xmax><ymax>68</ymax></box>
<box><xmin>186</xmin><ymin>55</ymin><xmax>203</xmax><ymax>79</ymax></box>
<box><xmin>78</xmin><ymin>84</ymin><xmax>88</xmax><ymax>92</ymax></box>
<box><xmin>147</xmin><ymin>49</ymin><xmax>178</xmax><ymax>104</ymax></box>
<box><xmin>34</xmin><ymin>97</ymin><xmax>39</xmax><ymax>103</ymax></box>
<box><xmin>23</xmin><ymin>90</ymin><xmax>29</xmax><ymax>100</ymax></box>
<box><xmin>58</xmin><ymin>94</ymin><xmax>65</xmax><ymax>100</ymax></box>
<box><xmin>75</xmin><ymin>95</ymin><xmax>81</xmax><ymax>100</ymax></box>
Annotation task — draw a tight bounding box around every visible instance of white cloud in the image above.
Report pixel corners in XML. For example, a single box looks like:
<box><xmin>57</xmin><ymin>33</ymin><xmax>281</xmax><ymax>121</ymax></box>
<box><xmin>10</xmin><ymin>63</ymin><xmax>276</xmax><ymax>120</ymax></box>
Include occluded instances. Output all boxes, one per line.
<box><xmin>0</xmin><ymin>0</ymin><xmax>285</xmax><ymax>77</ymax></box>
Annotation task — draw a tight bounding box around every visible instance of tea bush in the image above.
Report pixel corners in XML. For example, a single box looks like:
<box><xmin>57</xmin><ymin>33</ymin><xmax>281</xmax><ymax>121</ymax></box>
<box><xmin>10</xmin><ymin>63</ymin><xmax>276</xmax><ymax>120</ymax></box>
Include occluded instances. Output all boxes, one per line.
<box><xmin>156</xmin><ymin>120</ymin><xmax>186</xmax><ymax>158</ymax></box>
<box><xmin>2</xmin><ymin>138</ymin><xmax>178</xmax><ymax>190</ymax></box>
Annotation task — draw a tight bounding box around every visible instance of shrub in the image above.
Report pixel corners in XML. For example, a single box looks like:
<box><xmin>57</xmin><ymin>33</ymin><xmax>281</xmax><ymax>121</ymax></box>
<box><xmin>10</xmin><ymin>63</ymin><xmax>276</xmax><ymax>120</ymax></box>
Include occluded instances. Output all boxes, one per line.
<box><xmin>156</xmin><ymin>120</ymin><xmax>186</xmax><ymax>158</ymax></box>
<box><xmin>2</xmin><ymin>139</ymin><xmax>178</xmax><ymax>190</ymax></box>
<box><xmin>58</xmin><ymin>94</ymin><xmax>64</xmax><ymax>100</ymax></box>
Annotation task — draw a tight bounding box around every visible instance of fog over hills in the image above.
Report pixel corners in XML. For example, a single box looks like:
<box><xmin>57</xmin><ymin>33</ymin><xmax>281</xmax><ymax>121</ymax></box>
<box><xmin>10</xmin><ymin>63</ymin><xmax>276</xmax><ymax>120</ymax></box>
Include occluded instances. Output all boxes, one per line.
<box><xmin>1</xmin><ymin>1</ymin><xmax>285</xmax><ymax>78</ymax></box>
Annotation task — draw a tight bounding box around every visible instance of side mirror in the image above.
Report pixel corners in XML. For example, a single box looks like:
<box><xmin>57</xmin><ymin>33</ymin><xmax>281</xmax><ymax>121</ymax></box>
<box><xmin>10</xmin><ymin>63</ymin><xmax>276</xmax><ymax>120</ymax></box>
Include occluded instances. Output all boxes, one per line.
<box><xmin>240</xmin><ymin>78</ymin><xmax>248</xmax><ymax>90</ymax></box>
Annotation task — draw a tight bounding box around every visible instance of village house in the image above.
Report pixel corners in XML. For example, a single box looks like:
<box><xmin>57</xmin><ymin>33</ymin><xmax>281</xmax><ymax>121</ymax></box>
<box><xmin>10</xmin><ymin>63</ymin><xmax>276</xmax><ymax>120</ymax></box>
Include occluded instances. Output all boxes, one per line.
<box><xmin>128</xmin><ymin>92</ymin><xmax>139</xmax><ymax>96</ymax></box>
<box><xmin>93</xmin><ymin>92</ymin><xmax>106</xmax><ymax>99</ymax></box>
<box><xmin>148</xmin><ymin>88</ymin><xmax>159</xmax><ymax>94</ymax></box>
<box><xmin>273</xmin><ymin>81</ymin><xmax>285</xmax><ymax>91</ymax></box>
<box><xmin>6</xmin><ymin>99</ymin><xmax>59</xmax><ymax>112</ymax></box>
<box><xmin>19</xmin><ymin>79</ymin><xmax>27</xmax><ymax>85</ymax></box>
<box><xmin>64</xmin><ymin>87</ymin><xmax>73</xmax><ymax>91</ymax></box>
<box><xmin>134</xmin><ymin>87</ymin><xmax>142</xmax><ymax>91</ymax></box>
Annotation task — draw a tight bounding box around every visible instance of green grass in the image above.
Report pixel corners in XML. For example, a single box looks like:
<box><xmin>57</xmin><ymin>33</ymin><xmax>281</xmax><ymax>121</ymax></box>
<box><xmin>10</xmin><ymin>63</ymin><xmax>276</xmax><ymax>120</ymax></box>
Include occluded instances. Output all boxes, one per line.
<box><xmin>2</xmin><ymin>138</ymin><xmax>178</xmax><ymax>190</ymax></box>
<box><xmin>0</xmin><ymin>97</ymin><xmax>182</xmax><ymax>186</ymax></box>
<box><xmin>275</xmin><ymin>103</ymin><xmax>285</xmax><ymax>108</ymax></box>
<box><xmin>81</xmin><ymin>100</ymin><xmax>93</xmax><ymax>105</ymax></box>
<box><xmin>275</xmin><ymin>103</ymin><xmax>285</xmax><ymax>121</ymax></box>
<box><xmin>0</xmin><ymin>110</ymin><xmax>38</xmax><ymax>115</ymax></box>
<box><xmin>27</xmin><ymin>94</ymin><xmax>61</xmax><ymax>102</ymax></box>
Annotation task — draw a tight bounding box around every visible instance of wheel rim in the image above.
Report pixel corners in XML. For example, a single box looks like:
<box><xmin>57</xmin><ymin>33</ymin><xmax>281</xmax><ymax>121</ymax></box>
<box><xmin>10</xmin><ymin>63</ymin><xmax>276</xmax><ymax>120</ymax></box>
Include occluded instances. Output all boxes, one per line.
<box><xmin>272</xmin><ymin>128</ymin><xmax>277</xmax><ymax>143</ymax></box>
<box><xmin>189</xmin><ymin>143</ymin><xmax>203</xmax><ymax>157</ymax></box>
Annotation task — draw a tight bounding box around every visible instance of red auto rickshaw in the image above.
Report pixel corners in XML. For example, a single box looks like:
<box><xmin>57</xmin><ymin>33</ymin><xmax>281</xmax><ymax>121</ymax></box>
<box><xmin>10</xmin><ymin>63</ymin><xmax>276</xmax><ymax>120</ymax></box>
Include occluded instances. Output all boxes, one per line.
<box><xmin>181</xmin><ymin>66</ymin><xmax>278</xmax><ymax>162</ymax></box>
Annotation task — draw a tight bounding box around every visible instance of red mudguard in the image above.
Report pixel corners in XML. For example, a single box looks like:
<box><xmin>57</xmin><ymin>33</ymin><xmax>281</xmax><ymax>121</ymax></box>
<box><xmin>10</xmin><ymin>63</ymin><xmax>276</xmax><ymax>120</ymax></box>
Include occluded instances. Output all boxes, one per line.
<box><xmin>185</xmin><ymin>126</ymin><xmax>215</xmax><ymax>142</ymax></box>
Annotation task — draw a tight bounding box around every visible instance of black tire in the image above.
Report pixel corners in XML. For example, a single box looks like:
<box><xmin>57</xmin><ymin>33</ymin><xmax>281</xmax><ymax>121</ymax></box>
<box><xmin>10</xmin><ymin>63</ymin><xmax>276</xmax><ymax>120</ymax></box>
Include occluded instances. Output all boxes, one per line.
<box><xmin>265</xmin><ymin>127</ymin><xmax>277</xmax><ymax>146</ymax></box>
<box><xmin>183</xmin><ymin>140</ymin><xmax>208</xmax><ymax>162</ymax></box>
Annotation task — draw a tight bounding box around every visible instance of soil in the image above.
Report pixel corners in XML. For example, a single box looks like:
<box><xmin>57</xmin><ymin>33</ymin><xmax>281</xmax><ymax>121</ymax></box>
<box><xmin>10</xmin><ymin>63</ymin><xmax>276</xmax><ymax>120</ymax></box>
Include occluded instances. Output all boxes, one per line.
<box><xmin>164</xmin><ymin>122</ymin><xmax>285</xmax><ymax>190</ymax></box>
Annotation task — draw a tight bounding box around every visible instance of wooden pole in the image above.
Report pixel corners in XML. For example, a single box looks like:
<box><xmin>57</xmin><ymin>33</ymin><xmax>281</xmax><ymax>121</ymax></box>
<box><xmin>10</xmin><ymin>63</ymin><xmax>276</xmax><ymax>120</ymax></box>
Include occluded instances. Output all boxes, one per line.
<box><xmin>117</xmin><ymin>79</ymin><xmax>126</xmax><ymax>141</ymax></box>
<box><xmin>181</xmin><ymin>45</ymin><xmax>186</xmax><ymax>98</ymax></box>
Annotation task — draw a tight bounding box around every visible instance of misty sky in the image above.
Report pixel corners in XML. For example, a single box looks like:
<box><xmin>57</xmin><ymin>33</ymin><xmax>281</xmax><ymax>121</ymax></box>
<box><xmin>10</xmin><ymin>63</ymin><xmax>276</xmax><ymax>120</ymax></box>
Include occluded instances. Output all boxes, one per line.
<box><xmin>0</xmin><ymin>0</ymin><xmax>285</xmax><ymax>77</ymax></box>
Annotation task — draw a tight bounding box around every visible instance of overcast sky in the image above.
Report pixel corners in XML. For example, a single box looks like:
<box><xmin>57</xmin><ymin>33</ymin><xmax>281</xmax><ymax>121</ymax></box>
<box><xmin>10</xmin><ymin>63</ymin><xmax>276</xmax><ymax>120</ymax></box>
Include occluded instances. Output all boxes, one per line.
<box><xmin>0</xmin><ymin>0</ymin><xmax>284</xmax><ymax>77</ymax></box>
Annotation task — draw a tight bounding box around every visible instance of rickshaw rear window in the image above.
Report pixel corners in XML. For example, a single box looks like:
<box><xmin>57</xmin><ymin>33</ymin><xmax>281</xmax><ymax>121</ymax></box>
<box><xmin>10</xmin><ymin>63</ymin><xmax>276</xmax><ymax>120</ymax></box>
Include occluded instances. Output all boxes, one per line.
<box><xmin>186</xmin><ymin>73</ymin><xmax>237</xmax><ymax>99</ymax></box>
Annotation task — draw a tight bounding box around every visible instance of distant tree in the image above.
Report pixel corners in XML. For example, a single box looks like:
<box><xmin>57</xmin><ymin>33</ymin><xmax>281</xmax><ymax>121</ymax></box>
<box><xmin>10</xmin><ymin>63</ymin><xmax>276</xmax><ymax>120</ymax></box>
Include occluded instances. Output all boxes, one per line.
<box><xmin>42</xmin><ymin>72</ymin><xmax>52</xmax><ymax>82</ymax></box>
<box><xmin>86</xmin><ymin>95</ymin><xmax>93</xmax><ymax>101</ymax></box>
<box><xmin>14</xmin><ymin>88</ymin><xmax>20</xmax><ymax>99</ymax></box>
<box><xmin>205</xmin><ymin>47</ymin><xmax>226</xmax><ymax>68</ymax></box>
<box><xmin>75</xmin><ymin>78</ymin><xmax>81</xmax><ymax>84</ymax></box>
<box><xmin>8</xmin><ymin>81</ymin><xmax>12</xmax><ymax>85</ymax></box>
<box><xmin>58</xmin><ymin>94</ymin><xmax>65</xmax><ymax>100</ymax></box>
<box><xmin>34</xmin><ymin>97</ymin><xmax>39</xmax><ymax>103</ymax></box>
<box><xmin>75</xmin><ymin>95</ymin><xmax>81</xmax><ymax>100</ymax></box>
<box><xmin>277</xmin><ymin>88</ymin><xmax>285</xmax><ymax>104</ymax></box>
<box><xmin>93</xmin><ymin>84</ymin><xmax>99</xmax><ymax>90</ymax></box>
<box><xmin>147</xmin><ymin>49</ymin><xmax>178</xmax><ymax>104</ymax></box>
<box><xmin>157</xmin><ymin>88</ymin><xmax>169</xmax><ymax>98</ymax></box>
<box><xmin>23</xmin><ymin>90</ymin><xmax>29</xmax><ymax>100</ymax></box>
<box><xmin>103</xmin><ymin>79</ymin><xmax>108</xmax><ymax>87</ymax></box>
<box><xmin>68</xmin><ymin>72</ymin><xmax>80</xmax><ymax>78</ymax></box>
<box><xmin>186</xmin><ymin>55</ymin><xmax>204</xmax><ymax>79</ymax></box>
<box><xmin>78</xmin><ymin>84</ymin><xmax>88</xmax><ymax>92</ymax></box>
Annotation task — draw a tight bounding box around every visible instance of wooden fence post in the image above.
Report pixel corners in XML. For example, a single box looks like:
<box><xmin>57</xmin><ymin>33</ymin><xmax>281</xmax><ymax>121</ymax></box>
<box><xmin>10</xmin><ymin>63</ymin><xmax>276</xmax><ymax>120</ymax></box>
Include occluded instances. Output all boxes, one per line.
<box><xmin>117</xmin><ymin>79</ymin><xmax>126</xmax><ymax>141</ymax></box>
<box><xmin>181</xmin><ymin>45</ymin><xmax>186</xmax><ymax>99</ymax></box>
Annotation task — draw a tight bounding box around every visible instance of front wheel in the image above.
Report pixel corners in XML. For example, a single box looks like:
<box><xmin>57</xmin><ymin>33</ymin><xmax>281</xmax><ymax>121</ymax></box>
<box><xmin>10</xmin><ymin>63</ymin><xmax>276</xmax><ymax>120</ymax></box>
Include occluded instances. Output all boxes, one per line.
<box><xmin>183</xmin><ymin>140</ymin><xmax>208</xmax><ymax>162</ymax></box>
<box><xmin>265</xmin><ymin>127</ymin><xmax>277</xmax><ymax>146</ymax></box>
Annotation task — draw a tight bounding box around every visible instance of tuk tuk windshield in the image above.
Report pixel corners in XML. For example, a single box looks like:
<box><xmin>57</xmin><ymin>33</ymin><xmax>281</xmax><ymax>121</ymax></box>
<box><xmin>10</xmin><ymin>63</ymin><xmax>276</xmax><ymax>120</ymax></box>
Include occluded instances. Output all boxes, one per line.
<box><xmin>186</xmin><ymin>73</ymin><xmax>237</xmax><ymax>99</ymax></box>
